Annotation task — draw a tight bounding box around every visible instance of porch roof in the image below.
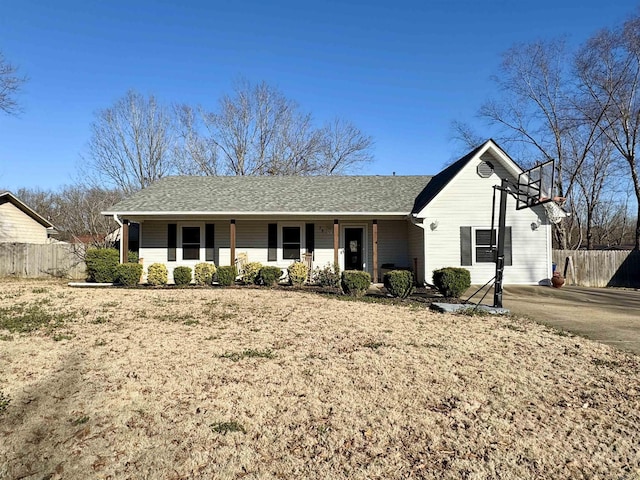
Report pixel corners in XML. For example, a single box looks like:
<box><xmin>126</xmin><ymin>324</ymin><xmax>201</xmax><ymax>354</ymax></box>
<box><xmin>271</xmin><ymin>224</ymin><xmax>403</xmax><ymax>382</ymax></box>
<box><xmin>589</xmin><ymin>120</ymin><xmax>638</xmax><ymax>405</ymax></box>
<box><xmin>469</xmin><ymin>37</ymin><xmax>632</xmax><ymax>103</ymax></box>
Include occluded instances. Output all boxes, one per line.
<box><xmin>104</xmin><ymin>175</ymin><xmax>434</xmax><ymax>216</ymax></box>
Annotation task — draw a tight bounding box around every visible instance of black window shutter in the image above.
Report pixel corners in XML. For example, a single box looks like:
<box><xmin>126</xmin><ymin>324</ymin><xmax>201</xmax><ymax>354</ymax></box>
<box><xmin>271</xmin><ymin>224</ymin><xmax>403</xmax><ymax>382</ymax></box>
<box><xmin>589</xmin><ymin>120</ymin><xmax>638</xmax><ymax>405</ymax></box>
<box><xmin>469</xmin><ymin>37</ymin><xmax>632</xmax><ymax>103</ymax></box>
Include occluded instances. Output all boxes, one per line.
<box><xmin>205</xmin><ymin>224</ymin><xmax>215</xmax><ymax>261</ymax></box>
<box><xmin>505</xmin><ymin>226</ymin><xmax>512</xmax><ymax>266</ymax></box>
<box><xmin>460</xmin><ymin>226</ymin><xmax>472</xmax><ymax>266</ymax></box>
<box><xmin>268</xmin><ymin>223</ymin><xmax>277</xmax><ymax>261</ymax></box>
<box><xmin>305</xmin><ymin>223</ymin><xmax>315</xmax><ymax>254</ymax></box>
<box><xmin>168</xmin><ymin>223</ymin><xmax>177</xmax><ymax>261</ymax></box>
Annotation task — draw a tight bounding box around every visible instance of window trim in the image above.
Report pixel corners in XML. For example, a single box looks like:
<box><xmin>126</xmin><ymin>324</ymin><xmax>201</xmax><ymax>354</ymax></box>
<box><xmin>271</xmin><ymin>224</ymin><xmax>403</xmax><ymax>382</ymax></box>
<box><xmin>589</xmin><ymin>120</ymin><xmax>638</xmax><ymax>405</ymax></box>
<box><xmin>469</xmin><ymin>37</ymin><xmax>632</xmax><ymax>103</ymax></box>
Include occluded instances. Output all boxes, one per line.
<box><xmin>340</xmin><ymin>222</ymin><xmax>368</xmax><ymax>272</ymax></box>
<box><xmin>464</xmin><ymin>226</ymin><xmax>511</xmax><ymax>266</ymax></box>
<box><xmin>278</xmin><ymin>222</ymin><xmax>305</xmax><ymax>262</ymax></box>
<box><xmin>177</xmin><ymin>223</ymin><xmax>205</xmax><ymax>262</ymax></box>
<box><xmin>473</xmin><ymin>227</ymin><xmax>496</xmax><ymax>264</ymax></box>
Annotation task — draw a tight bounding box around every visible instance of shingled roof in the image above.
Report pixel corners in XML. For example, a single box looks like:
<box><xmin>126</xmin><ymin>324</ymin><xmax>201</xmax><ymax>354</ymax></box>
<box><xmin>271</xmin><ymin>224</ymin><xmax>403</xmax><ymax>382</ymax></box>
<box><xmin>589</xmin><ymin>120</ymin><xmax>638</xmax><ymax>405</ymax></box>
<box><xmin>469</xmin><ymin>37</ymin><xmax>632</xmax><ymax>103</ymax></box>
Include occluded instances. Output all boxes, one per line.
<box><xmin>104</xmin><ymin>175</ymin><xmax>434</xmax><ymax>215</ymax></box>
<box><xmin>104</xmin><ymin>140</ymin><xmax>508</xmax><ymax>217</ymax></box>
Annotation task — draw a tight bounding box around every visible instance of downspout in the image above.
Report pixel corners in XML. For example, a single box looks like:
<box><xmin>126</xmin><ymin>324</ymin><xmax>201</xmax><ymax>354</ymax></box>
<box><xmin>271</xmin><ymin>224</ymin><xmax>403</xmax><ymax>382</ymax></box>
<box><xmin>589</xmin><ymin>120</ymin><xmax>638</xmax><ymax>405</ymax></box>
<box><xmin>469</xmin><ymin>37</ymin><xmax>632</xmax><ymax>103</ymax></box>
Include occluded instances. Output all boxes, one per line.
<box><xmin>112</xmin><ymin>214</ymin><xmax>124</xmax><ymax>263</ymax></box>
<box><xmin>410</xmin><ymin>214</ymin><xmax>428</xmax><ymax>286</ymax></box>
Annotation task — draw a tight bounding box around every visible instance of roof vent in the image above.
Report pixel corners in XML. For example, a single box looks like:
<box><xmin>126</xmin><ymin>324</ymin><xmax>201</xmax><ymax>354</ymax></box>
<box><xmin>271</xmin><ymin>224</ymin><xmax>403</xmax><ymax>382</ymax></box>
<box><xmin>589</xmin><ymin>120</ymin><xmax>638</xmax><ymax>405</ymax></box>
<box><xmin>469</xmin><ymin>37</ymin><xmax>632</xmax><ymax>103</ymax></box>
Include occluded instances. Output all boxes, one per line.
<box><xmin>477</xmin><ymin>161</ymin><xmax>494</xmax><ymax>178</ymax></box>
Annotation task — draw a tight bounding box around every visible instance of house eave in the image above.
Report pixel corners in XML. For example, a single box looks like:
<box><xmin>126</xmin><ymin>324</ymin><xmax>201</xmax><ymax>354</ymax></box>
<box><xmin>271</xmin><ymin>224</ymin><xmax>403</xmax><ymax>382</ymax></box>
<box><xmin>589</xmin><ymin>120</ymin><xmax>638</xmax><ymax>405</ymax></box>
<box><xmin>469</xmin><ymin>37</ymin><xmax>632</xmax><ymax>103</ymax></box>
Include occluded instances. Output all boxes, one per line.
<box><xmin>101</xmin><ymin>210</ymin><xmax>410</xmax><ymax>217</ymax></box>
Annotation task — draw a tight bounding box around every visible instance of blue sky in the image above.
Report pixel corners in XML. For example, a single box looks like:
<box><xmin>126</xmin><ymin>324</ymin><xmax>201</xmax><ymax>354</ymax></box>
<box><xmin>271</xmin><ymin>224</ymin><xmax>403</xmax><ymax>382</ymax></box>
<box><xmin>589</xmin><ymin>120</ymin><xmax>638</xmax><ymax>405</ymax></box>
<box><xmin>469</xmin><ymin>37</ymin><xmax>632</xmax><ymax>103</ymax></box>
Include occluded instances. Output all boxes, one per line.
<box><xmin>0</xmin><ymin>0</ymin><xmax>637</xmax><ymax>191</ymax></box>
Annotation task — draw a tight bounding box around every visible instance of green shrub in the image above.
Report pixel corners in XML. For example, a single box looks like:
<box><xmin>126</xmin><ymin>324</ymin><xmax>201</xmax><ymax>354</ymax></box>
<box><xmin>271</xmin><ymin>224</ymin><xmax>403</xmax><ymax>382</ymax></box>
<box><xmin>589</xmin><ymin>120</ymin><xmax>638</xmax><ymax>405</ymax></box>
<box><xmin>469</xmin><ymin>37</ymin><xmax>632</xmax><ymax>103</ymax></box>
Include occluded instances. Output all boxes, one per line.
<box><xmin>312</xmin><ymin>262</ymin><xmax>341</xmax><ymax>288</ymax></box>
<box><xmin>433</xmin><ymin>267</ymin><xmax>471</xmax><ymax>298</ymax></box>
<box><xmin>115</xmin><ymin>263</ymin><xmax>143</xmax><ymax>286</ymax></box>
<box><xmin>173</xmin><ymin>266</ymin><xmax>192</xmax><ymax>286</ymax></box>
<box><xmin>147</xmin><ymin>263</ymin><xmax>168</xmax><ymax>286</ymax></box>
<box><xmin>258</xmin><ymin>266</ymin><xmax>283</xmax><ymax>287</ymax></box>
<box><xmin>384</xmin><ymin>270</ymin><xmax>415</xmax><ymax>299</ymax></box>
<box><xmin>341</xmin><ymin>270</ymin><xmax>371</xmax><ymax>297</ymax></box>
<box><xmin>216</xmin><ymin>266</ymin><xmax>237</xmax><ymax>286</ymax></box>
<box><xmin>241</xmin><ymin>262</ymin><xmax>263</xmax><ymax>285</ymax></box>
<box><xmin>194</xmin><ymin>262</ymin><xmax>216</xmax><ymax>285</ymax></box>
<box><xmin>126</xmin><ymin>251</ymin><xmax>139</xmax><ymax>264</ymax></box>
<box><xmin>85</xmin><ymin>248</ymin><xmax>119</xmax><ymax>283</ymax></box>
<box><xmin>287</xmin><ymin>261</ymin><xmax>309</xmax><ymax>287</ymax></box>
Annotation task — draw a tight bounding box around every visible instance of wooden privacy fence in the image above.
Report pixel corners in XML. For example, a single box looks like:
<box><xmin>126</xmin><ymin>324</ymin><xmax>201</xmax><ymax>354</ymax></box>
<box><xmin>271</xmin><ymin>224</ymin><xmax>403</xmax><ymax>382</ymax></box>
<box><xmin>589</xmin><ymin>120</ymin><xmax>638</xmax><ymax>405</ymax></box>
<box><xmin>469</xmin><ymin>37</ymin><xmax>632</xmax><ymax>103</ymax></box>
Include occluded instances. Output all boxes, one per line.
<box><xmin>553</xmin><ymin>249</ymin><xmax>639</xmax><ymax>288</ymax></box>
<box><xmin>0</xmin><ymin>243</ymin><xmax>86</xmax><ymax>279</ymax></box>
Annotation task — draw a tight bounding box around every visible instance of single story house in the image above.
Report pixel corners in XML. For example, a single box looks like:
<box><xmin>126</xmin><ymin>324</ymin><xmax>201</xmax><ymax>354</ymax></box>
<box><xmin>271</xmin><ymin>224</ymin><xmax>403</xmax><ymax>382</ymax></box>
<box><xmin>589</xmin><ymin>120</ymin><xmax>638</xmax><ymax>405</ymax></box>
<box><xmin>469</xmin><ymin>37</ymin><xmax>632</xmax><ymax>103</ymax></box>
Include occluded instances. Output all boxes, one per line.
<box><xmin>0</xmin><ymin>191</ymin><xmax>57</xmax><ymax>243</ymax></box>
<box><xmin>103</xmin><ymin>140</ymin><xmax>554</xmax><ymax>285</ymax></box>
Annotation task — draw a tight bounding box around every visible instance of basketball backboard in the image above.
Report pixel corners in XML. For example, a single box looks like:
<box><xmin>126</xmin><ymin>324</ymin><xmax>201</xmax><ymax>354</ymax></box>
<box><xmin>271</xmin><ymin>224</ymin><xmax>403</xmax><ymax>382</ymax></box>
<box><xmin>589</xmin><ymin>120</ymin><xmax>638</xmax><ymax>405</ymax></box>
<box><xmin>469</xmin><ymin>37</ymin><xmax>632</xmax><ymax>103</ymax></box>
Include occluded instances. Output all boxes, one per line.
<box><xmin>515</xmin><ymin>160</ymin><xmax>555</xmax><ymax>210</ymax></box>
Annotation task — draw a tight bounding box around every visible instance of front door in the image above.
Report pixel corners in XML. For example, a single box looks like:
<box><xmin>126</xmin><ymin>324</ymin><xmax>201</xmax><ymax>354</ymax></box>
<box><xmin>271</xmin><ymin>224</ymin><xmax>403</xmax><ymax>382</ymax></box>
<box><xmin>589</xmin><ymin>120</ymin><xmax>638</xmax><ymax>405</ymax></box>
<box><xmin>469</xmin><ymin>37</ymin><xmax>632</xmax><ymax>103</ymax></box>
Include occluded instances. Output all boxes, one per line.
<box><xmin>344</xmin><ymin>227</ymin><xmax>364</xmax><ymax>270</ymax></box>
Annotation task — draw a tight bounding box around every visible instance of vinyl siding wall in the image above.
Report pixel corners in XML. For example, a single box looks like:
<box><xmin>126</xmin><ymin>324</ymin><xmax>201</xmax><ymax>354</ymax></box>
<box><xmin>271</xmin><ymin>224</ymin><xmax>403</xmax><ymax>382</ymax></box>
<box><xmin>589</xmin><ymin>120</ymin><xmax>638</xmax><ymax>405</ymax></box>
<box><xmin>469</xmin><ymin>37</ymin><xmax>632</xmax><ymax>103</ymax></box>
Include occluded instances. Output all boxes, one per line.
<box><xmin>138</xmin><ymin>218</ymin><xmax>412</xmax><ymax>283</ymax></box>
<box><xmin>418</xmin><ymin>152</ymin><xmax>551</xmax><ymax>285</ymax></box>
<box><xmin>0</xmin><ymin>202</ymin><xmax>49</xmax><ymax>244</ymax></box>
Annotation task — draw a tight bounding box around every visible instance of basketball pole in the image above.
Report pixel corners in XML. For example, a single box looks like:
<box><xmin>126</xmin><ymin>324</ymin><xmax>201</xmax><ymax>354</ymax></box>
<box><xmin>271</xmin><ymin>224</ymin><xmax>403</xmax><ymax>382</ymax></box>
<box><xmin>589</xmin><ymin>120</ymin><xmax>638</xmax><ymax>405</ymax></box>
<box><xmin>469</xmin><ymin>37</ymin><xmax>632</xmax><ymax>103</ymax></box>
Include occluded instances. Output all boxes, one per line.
<box><xmin>493</xmin><ymin>179</ymin><xmax>509</xmax><ymax>309</ymax></box>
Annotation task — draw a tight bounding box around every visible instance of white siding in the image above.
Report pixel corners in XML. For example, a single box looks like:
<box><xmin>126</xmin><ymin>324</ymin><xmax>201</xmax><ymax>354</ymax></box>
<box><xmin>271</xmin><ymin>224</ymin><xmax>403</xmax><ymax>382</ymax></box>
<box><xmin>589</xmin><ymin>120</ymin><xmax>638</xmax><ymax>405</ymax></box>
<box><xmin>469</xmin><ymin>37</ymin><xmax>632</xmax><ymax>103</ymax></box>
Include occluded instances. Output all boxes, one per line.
<box><xmin>377</xmin><ymin>219</ymin><xmax>411</xmax><ymax>270</ymax></box>
<box><xmin>0</xmin><ymin>202</ymin><xmax>49</xmax><ymax>244</ymax></box>
<box><xmin>419</xmin><ymin>151</ymin><xmax>551</xmax><ymax>285</ymax></box>
<box><xmin>311</xmin><ymin>221</ymin><xmax>336</xmax><ymax>270</ymax></box>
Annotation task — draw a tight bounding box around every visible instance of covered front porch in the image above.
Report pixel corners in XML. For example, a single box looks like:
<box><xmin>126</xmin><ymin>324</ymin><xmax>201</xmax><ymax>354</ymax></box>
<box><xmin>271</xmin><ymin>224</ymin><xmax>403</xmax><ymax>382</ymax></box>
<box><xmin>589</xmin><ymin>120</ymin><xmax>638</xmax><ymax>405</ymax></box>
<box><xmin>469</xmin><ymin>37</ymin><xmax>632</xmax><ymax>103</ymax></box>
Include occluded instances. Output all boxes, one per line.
<box><xmin>119</xmin><ymin>216</ymin><xmax>425</xmax><ymax>284</ymax></box>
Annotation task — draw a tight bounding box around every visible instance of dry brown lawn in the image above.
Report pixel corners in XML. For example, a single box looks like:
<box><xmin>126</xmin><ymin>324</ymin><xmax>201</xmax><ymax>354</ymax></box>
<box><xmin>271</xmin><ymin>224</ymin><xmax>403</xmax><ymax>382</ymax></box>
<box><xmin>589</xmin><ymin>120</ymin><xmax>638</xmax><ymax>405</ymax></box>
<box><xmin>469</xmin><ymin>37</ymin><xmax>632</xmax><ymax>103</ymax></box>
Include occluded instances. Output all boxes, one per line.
<box><xmin>0</xmin><ymin>279</ymin><xmax>639</xmax><ymax>479</ymax></box>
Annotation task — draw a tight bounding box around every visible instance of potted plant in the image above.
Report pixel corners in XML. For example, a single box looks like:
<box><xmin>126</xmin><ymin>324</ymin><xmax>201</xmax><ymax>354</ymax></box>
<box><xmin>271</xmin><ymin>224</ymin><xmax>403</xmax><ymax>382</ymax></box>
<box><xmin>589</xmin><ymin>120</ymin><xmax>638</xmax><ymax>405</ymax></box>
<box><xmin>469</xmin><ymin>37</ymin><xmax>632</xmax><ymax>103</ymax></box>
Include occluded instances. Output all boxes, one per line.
<box><xmin>551</xmin><ymin>271</ymin><xmax>565</xmax><ymax>288</ymax></box>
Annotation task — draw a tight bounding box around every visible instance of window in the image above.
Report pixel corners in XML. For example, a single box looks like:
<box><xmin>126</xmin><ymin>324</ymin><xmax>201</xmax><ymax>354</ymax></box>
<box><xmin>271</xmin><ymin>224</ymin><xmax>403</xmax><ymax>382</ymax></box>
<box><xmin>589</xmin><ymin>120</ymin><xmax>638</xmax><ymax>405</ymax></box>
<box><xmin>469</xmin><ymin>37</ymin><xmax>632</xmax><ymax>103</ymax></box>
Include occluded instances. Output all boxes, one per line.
<box><xmin>282</xmin><ymin>226</ymin><xmax>301</xmax><ymax>260</ymax></box>
<box><xmin>182</xmin><ymin>226</ymin><xmax>200</xmax><ymax>260</ymax></box>
<box><xmin>475</xmin><ymin>229</ymin><xmax>496</xmax><ymax>263</ymax></box>
<box><xmin>460</xmin><ymin>226</ymin><xmax>512</xmax><ymax>266</ymax></box>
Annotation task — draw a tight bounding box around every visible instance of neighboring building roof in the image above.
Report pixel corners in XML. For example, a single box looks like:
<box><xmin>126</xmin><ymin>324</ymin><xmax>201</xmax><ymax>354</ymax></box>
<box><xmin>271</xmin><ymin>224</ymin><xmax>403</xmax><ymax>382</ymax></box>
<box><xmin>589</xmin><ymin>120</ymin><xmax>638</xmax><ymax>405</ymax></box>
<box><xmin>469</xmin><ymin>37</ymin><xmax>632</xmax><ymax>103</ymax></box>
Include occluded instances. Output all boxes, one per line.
<box><xmin>0</xmin><ymin>191</ymin><xmax>55</xmax><ymax>229</ymax></box>
<box><xmin>104</xmin><ymin>175</ymin><xmax>434</xmax><ymax>215</ymax></box>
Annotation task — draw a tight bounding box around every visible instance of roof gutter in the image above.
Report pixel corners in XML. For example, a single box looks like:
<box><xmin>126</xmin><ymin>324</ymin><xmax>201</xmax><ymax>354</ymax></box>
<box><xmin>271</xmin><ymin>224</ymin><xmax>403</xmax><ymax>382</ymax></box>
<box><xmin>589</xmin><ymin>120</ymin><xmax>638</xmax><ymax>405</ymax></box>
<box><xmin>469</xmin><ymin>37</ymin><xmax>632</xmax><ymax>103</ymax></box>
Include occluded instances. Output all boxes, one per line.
<box><xmin>101</xmin><ymin>210</ymin><xmax>410</xmax><ymax>217</ymax></box>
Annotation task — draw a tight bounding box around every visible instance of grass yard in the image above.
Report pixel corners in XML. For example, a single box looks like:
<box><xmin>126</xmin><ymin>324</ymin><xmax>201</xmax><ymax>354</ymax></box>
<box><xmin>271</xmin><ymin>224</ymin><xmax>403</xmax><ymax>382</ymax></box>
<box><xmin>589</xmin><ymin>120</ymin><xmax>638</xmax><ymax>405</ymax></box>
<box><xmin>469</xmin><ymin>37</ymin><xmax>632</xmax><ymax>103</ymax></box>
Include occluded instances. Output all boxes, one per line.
<box><xmin>0</xmin><ymin>280</ymin><xmax>639</xmax><ymax>479</ymax></box>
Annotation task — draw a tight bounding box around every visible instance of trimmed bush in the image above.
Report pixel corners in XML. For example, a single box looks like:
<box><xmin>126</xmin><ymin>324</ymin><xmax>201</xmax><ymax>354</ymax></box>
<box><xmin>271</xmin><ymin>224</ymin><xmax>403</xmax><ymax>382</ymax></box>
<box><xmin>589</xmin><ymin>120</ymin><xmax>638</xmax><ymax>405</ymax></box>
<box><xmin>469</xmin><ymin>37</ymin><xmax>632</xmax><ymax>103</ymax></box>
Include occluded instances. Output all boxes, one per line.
<box><xmin>216</xmin><ymin>266</ymin><xmax>237</xmax><ymax>286</ymax></box>
<box><xmin>126</xmin><ymin>251</ymin><xmax>139</xmax><ymax>264</ymax></box>
<box><xmin>341</xmin><ymin>270</ymin><xmax>371</xmax><ymax>297</ymax></box>
<box><xmin>85</xmin><ymin>248</ymin><xmax>119</xmax><ymax>283</ymax></box>
<box><xmin>312</xmin><ymin>262</ymin><xmax>341</xmax><ymax>288</ymax></box>
<box><xmin>287</xmin><ymin>261</ymin><xmax>309</xmax><ymax>287</ymax></box>
<box><xmin>147</xmin><ymin>263</ymin><xmax>168</xmax><ymax>286</ymax></box>
<box><xmin>433</xmin><ymin>267</ymin><xmax>471</xmax><ymax>298</ymax></box>
<box><xmin>384</xmin><ymin>270</ymin><xmax>415</xmax><ymax>299</ymax></box>
<box><xmin>194</xmin><ymin>262</ymin><xmax>216</xmax><ymax>285</ymax></box>
<box><xmin>115</xmin><ymin>263</ymin><xmax>143</xmax><ymax>286</ymax></box>
<box><xmin>173</xmin><ymin>266</ymin><xmax>192</xmax><ymax>286</ymax></box>
<box><xmin>241</xmin><ymin>262</ymin><xmax>263</xmax><ymax>285</ymax></box>
<box><xmin>258</xmin><ymin>266</ymin><xmax>283</xmax><ymax>287</ymax></box>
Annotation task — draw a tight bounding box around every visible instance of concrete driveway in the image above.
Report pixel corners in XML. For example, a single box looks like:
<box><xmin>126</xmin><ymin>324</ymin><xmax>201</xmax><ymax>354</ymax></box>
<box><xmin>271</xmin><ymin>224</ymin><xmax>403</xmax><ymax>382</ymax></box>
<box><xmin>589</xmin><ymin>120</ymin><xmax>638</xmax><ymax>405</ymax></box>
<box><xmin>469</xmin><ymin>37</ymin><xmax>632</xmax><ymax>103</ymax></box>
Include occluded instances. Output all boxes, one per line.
<box><xmin>496</xmin><ymin>285</ymin><xmax>640</xmax><ymax>355</ymax></box>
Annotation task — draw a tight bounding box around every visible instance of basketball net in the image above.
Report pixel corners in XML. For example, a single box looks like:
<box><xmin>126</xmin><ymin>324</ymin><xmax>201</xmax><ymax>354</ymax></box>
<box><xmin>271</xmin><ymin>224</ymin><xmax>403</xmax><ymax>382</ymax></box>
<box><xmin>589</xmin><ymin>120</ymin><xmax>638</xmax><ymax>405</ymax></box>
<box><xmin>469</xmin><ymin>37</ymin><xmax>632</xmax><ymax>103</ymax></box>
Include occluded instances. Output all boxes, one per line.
<box><xmin>543</xmin><ymin>199</ymin><xmax>568</xmax><ymax>224</ymax></box>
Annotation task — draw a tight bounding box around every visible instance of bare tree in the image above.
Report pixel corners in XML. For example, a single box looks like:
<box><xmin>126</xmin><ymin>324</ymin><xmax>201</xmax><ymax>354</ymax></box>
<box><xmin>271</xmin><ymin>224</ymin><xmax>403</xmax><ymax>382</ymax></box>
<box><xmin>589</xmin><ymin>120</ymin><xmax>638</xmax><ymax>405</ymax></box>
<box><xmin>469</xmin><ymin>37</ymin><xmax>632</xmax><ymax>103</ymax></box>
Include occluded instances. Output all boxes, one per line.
<box><xmin>458</xmin><ymin>39</ymin><xmax>607</xmax><ymax>248</ymax></box>
<box><xmin>12</xmin><ymin>184</ymin><xmax>122</xmax><ymax>262</ymax></box>
<box><xmin>173</xmin><ymin>104</ymin><xmax>220</xmax><ymax>175</ymax></box>
<box><xmin>85</xmin><ymin>90</ymin><xmax>175</xmax><ymax>194</ymax></box>
<box><xmin>57</xmin><ymin>186</ymin><xmax>124</xmax><ymax>248</ymax></box>
<box><xmin>14</xmin><ymin>187</ymin><xmax>59</xmax><ymax>222</ymax></box>
<box><xmin>14</xmin><ymin>185</ymin><xmax>123</xmax><ymax>248</ymax></box>
<box><xmin>568</xmin><ymin>138</ymin><xmax>620</xmax><ymax>249</ymax></box>
<box><xmin>319</xmin><ymin>118</ymin><xmax>374</xmax><ymax>174</ymax></box>
<box><xmin>449</xmin><ymin>120</ymin><xmax>485</xmax><ymax>152</ymax></box>
<box><xmin>575</xmin><ymin>15</ymin><xmax>640</xmax><ymax>250</ymax></box>
<box><xmin>0</xmin><ymin>51</ymin><xmax>27</xmax><ymax>115</ymax></box>
<box><xmin>175</xmin><ymin>80</ymin><xmax>373</xmax><ymax>176</ymax></box>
